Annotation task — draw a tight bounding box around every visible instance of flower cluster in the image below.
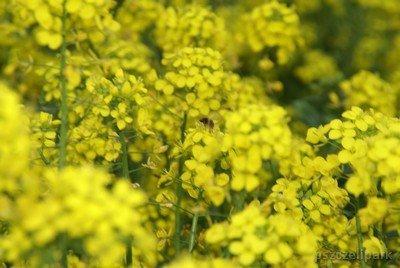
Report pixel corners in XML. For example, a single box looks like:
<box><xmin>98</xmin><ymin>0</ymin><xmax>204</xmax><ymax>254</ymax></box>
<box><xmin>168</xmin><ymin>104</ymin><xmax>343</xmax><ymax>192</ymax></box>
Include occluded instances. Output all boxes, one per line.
<box><xmin>117</xmin><ymin>0</ymin><xmax>163</xmax><ymax>38</ymax></box>
<box><xmin>12</xmin><ymin>0</ymin><xmax>119</xmax><ymax>49</ymax></box>
<box><xmin>224</xmin><ymin>74</ymin><xmax>271</xmax><ymax>109</ymax></box>
<box><xmin>0</xmin><ymin>85</ymin><xmax>156</xmax><ymax>266</ymax></box>
<box><xmin>30</xmin><ymin>112</ymin><xmax>60</xmax><ymax>165</ymax></box>
<box><xmin>166</xmin><ymin>255</ymin><xmax>235</xmax><ymax>268</ymax></box>
<box><xmin>180</xmin><ymin>127</ymin><xmax>229</xmax><ymax>206</ymax></box>
<box><xmin>301</xmin><ymin>107</ymin><xmax>400</xmax><ymax>262</ymax></box>
<box><xmin>0</xmin><ymin>83</ymin><xmax>30</xmax><ymax>193</ymax></box>
<box><xmin>206</xmin><ymin>204</ymin><xmax>318</xmax><ymax>266</ymax></box>
<box><xmin>241</xmin><ymin>0</ymin><xmax>303</xmax><ymax>65</ymax></box>
<box><xmin>340</xmin><ymin>71</ymin><xmax>397</xmax><ymax>116</ymax></box>
<box><xmin>2</xmin><ymin>0</ymin><xmax>400</xmax><ymax>266</ymax></box>
<box><xmin>295</xmin><ymin>50</ymin><xmax>341</xmax><ymax>84</ymax></box>
<box><xmin>1</xmin><ymin>166</ymin><xmax>156</xmax><ymax>267</ymax></box>
<box><xmin>67</xmin><ymin>115</ymin><xmax>121</xmax><ymax>164</ymax></box>
<box><xmin>222</xmin><ymin>104</ymin><xmax>292</xmax><ymax>192</ymax></box>
<box><xmin>155</xmin><ymin>5</ymin><xmax>226</xmax><ymax>53</ymax></box>
<box><xmin>97</xmin><ymin>38</ymin><xmax>157</xmax><ymax>84</ymax></box>
<box><xmin>155</xmin><ymin>47</ymin><xmax>228</xmax><ymax>118</ymax></box>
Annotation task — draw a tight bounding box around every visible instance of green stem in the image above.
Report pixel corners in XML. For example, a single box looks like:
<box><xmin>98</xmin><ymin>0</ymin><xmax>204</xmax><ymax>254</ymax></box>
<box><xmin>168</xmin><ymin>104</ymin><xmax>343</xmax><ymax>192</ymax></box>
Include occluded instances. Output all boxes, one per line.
<box><xmin>269</xmin><ymin>160</ymin><xmax>278</xmax><ymax>180</ymax></box>
<box><xmin>233</xmin><ymin>191</ymin><xmax>245</xmax><ymax>213</ymax></box>
<box><xmin>119</xmin><ymin>131</ymin><xmax>130</xmax><ymax>179</ymax></box>
<box><xmin>119</xmin><ymin>131</ymin><xmax>132</xmax><ymax>267</ymax></box>
<box><xmin>58</xmin><ymin>0</ymin><xmax>68</xmax><ymax>170</ymax></box>
<box><xmin>355</xmin><ymin>201</ymin><xmax>366</xmax><ymax>268</ymax></box>
<box><xmin>39</xmin><ymin>149</ymin><xmax>50</xmax><ymax>165</ymax></box>
<box><xmin>58</xmin><ymin>2</ymin><xmax>68</xmax><ymax>266</ymax></box>
<box><xmin>378</xmin><ymin>222</ymin><xmax>387</xmax><ymax>268</ymax></box>
<box><xmin>174</xmin><ymin>113</ymin><xmax>187</xmax><ymax>255</ymax></box>
<box><xmin>61</xmin><ymin>247</ymin><xmax>68</xmax><ymax>268</ymax></box>
<box><xmin>111</xmin><ymin>0</ymin><xmax>125</xmax><ymax>17</ymax></box>
<box><xmin>59</xmin><ymin>233</ymin><xmax>68</xmax><ymax>268</ymax></box>
<box><xmin>188</xmin><ymin>211</ymin><xmax>199</xmax><ymax>253</ymax></box>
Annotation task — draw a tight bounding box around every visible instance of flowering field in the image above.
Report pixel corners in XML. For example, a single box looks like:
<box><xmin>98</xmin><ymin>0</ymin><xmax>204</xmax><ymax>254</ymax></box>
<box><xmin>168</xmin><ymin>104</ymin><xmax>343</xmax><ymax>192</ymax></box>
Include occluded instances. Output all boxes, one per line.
<box><xmin>1</xmin><ymin>0</ymin><xmax>400</xmax><ymax>267</ymax></box>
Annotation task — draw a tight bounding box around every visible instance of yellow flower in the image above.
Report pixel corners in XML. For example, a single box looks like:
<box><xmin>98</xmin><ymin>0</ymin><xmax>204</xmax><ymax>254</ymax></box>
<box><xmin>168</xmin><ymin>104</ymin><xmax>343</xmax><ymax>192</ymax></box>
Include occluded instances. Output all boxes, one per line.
<box><xmin>295</xmin><ymin>50</ymin><xmax>340</xmax><ymax>83</ymax></box>
<box><xmin>358</xmin><ymin>197</ymin><xmax>388</xmax><ymax>228</ymax></box>
<box><xmin>340</xmin><ymin>71</ymin><xmax>396</xmax><ymax>116</ymax></box>
<box><xmin>205</xmin><ymin>223</ymin><xmax>227</xmax><ymax>244</ymax></box>
<box><xmin>156</xmin><ymin>47</ymin><xmax>229</xmax><ymax>119</ymax></box>
<box><xmin>180</xmin><ymin>128</ymin><xmax>229</xmax><ymax>205</ymax></box>
<box><xmin>363</xmin><ymin>237</ymin><xmax>386</xmax><ymax>255</ymax></box>
<box><xmin>224</xmin><ymin>104</ymin><xmax>292</xmax><ymax>192</ymax></box>
<box><xmin>110</xmin><ymin>103</ymin><xmax>132</xmax><ymax>130</ymax></box>
<box><xmin>0</xmin><ymin>84</ymin><xmax>30</xmax><ymax>193</ymax></box>
<box><xmin>155</xmin><ymin>6</ymin><xmax>227</xmax><ymax>53</ymax></box>
<box><xmin>242</xmin><ymin>0</ymin><xmax>303</xmax><ymax>64</ymax></box>
<box><xmin>1</xmin><ymin>166</ymin><xmax>156</xmax><ymax>266</ymax></box>
<box><xmin>306</xmin><ymin>127</ymin><xmax>326</xmax><ymax>144</ymax></box>
<box><xmin>346</xmin><ymin>174</ymin><xmax>371</xmax><ymax>196</ymax></box>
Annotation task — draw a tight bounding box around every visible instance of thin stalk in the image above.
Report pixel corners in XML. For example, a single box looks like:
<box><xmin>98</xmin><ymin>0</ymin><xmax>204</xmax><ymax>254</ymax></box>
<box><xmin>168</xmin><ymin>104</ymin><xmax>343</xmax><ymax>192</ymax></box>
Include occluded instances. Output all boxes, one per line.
<box><xmin>378</xmin><ymin>222</ymin><xmax>387</xmax><ymax>268</ymax></box>
<box><xmin>58</xmin><ymin>2</ymin><xmax>68</xmax><ymax>267</ymax></box>
<box><xmin>60</xmin><ymin>234</ymin><xmax>68</xmax><ymax>268</ymax></box>
<box><xmin>174</xmin><ymin>112</ymin><xmax>187</xmax><ymax>255</ymax></box>
<box><xmin>188</xmin><ymin>211</ymin><xmax>199</xmax><ymax>253</ymax></box>
<box><xmin>119</xmin><ymin>131</ymin><xmax>132</xmax><ymax>267</ymax></box>
<box><xmin>39</xmin><ymin>149</ymin><xmax>50</xmax><ymax>165</ymax></box>
<box><xmin>269</xmin><ymin>160</ymin><xmax>278</xmax><ymax>180</ymax></box>
<box><xmin>61</xmin><ymin>250</ymin><xmax>68</xmax><ymax>267</ymax></box>
<box><xmin>233</xmin><ymin>191</ymin><xmax>245</xmax><ymax>213</ymax></box>
<box><xmin>355</xmin><ymin>201</ymin><xmax>366</xmax><ymax>268</ymax></box>
<box><xmin>58</xmin><ymin>0</ymin><xmax>68</xmax><ymax>170</ymax></box>
<box><xmin>119</xmin><ymin>131</ymin><xmax>130</xmax><ymax>179</ymax></box>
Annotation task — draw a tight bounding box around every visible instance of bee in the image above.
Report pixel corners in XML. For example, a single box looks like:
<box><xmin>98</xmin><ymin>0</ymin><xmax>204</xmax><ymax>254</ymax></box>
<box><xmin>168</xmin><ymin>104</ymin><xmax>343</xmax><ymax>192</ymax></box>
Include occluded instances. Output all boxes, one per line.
<box><xmin>199</xmin><ymin>117</ymin><xmax>215</xmax><ymax>129</ymax></box>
